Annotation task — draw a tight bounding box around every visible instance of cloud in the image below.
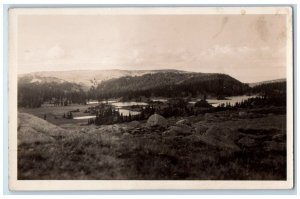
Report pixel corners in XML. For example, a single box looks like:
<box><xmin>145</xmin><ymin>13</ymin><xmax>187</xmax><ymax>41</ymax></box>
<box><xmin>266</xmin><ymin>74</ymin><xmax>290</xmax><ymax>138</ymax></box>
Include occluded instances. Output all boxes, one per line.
<box><xmin>46</xmin><ymin>44</ymin><xmax>66</xmax><ymax>59</ymax></box>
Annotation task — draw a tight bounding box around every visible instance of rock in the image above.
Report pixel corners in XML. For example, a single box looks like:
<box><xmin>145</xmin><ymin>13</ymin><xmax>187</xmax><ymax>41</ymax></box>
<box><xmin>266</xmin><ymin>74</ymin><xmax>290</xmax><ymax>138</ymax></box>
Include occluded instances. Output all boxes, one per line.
<box><xmin>80</xmin><ymin>128</ymin><xmax>86</xmax><ymax>133</ymax></box>
<box><xmin>238</xmin><ymin>137</ymin><xmax>257</xmax><ymax>147</ymax></box>
<box><xmin>204</xmin><ymin>113</ymin><xmax>217</xmax><ymax>122</ymax></box>
<box><xmin>162</xmin><ymin>124</ymin><xmax>193</xmax><ymax>137</ymax></box>
<box><xmin>171</xmin><ymin>125</ymin><xmax>193</xmax><ymax>135</ymax></box>
<box><xmin>131</xmin><ymin>129</ymin><xmax>141</xmax><ymax>135</ymax></box>
<box><xmin>122</xmin><ymin>132</ymin><xmax>132</xmax><ymax>138</ymax></box>
<box><xmin>18</xmin><ymin>112</ymin><xmax>71</xmax><ymax>145</ymax></box>
<box><xmin>194</xmin><ymin>125</ymin><xmax>209</xmax><ymax>135</ymax></box>
<box><xmin>198</xmin><ymin>126</ymin><xmax>240</xmax><ymax>151</ymax></box>
<box><xmin>272</xmin><ymin>134</ymin><xmax>286</xmax><ymax>142</ymax></box>
<box><xmin>264</xmin><ymin>141</ymin><xmax>286</xmax><ymax>151</ymax></box>
<box><xmin>238</xmin><ymin>111</ymin><xmax>247</xmax><ymax>117</ymax></box>
<box><xmin>146</xmin><ymin>114</ymin><xmax>168</xmax><ymax>128</ymax></box>
<box><xmin>128</xmin><ymin>121</ymin><xmax>141</xmax><ymax>128</ymax></box>
<box><xmin>162</xmin><ymin>130</ymin><xmax>173</xmax><ymax>137</ymax></box>
<box><xmin>176</xmin><ymin>119</ymin><xmax>191</xmax><ymax>126</ymax></box>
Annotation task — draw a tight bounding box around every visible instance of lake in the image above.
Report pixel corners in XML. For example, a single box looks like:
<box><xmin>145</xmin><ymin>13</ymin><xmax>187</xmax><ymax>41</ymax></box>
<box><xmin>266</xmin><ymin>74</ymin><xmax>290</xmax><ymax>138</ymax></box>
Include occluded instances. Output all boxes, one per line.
<box><xmin>189</xmin><ymin>95</ymin><xmax>257</xmax><ymax>107</ymax></box>
<box><xmin>80</xmin><ymin>95</ymin><xmax>257</xmax><ymax>119</ymax></box>
<box><xmin>111</xmin><ymin>102</ymin><xmax>148</xmax><ymax>108</ymax></box>
<box><xmin>86</xmin><ymin>101</ymin><xmax>99</xmax><ymax>105</ymax></box>
<box><xmin>74</xmin><ymin>102</ymin><xmax>146</xmax><ymax>119</ymax></box>
<box><xmin>151</xmin><ymin>99</ymin><xmax>168</xmax><ymax>102</ymax></box>
<box><xmin>73</xmin><ymin>115</ymin><xmax>96</xmax><ymax>120</ymax></box>
<box><xmin>111</xmin><ymin>102</ymin><xmax>148</xmax><ymax>116</ymax></box>
<box><xmin>118</xmin><ymin>109</ymin><xmax>141</xmax><ymax>116</ymax></box>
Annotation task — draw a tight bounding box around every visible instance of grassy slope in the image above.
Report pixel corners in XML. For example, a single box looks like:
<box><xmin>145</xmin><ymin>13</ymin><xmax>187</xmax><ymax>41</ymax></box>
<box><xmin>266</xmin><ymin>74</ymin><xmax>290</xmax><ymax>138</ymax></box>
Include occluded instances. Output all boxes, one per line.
<box><xmin>19</xmin><ymin>104</ymin><xmax>97</xmax><ymax>126</ymax></box>
<box><xmin>18</xmin><ymin>109</ymin><xmax>286</xmax><ymax>180</ymax></box>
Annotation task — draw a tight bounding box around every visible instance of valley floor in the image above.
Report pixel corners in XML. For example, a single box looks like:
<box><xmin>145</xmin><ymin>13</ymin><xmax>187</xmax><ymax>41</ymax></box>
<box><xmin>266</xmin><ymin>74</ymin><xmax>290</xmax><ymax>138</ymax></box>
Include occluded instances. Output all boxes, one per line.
<box><xmin>17</xmin><ymin>108</ymin><xmax>287</xmax><ymax>180</ymax></box>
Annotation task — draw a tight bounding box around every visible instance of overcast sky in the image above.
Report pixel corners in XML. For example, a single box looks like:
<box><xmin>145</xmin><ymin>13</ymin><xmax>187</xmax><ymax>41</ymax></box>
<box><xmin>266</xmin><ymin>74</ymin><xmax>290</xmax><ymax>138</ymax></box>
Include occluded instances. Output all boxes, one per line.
<box><xmin>17</xmin><ymin>14</ymin><xmax>287</xmax><ymax>83</ymax></box>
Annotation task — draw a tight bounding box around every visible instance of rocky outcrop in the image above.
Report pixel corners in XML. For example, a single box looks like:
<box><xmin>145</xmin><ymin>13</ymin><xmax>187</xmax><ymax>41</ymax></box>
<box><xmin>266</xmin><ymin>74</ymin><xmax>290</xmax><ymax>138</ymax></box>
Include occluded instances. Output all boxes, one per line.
<box><xmin>238</xmin><ymin>137</ymin><xmax>257</xmax><ymax>148</ymax></box>
<box><xmin>18</xmin><ymin>112</ymin><xmax>71</xmax><ymax>145</ymax></box>
<box><xmin>193</xmin><ymin>123</ymin><xmax>209</xmax><ymax>135</ymax></box>
<box><xmin>162</xmin><ymin>125</ymin><xmax>193</xmax><ymax>136</ymax></box>
<box><xmin>197</xmin><ymin>125</ymin><xmax>240</xmax><ymax>151</ymax></box>
<box><xmin>263</xmin><ymin>141</ymin><xmax>286</xmax><ymax>152</ymax></box>
<box><xmin>146</xmin><ymin>114</ymin><xmax>168</xmax><ymax>128</ymax></box>
<box><xmin>204</xmin><ymin>113</ymin><xmax>217</xmax><ymax>122</ymax></box>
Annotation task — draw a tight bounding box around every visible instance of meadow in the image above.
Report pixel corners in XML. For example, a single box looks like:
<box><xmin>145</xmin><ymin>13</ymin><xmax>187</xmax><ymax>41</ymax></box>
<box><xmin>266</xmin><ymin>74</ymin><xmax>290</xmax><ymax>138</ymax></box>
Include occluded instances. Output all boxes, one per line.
<box><xmin>18</xmin><ymin>106</ymin><xmax>287</xmax><ymax>180</ymax></box>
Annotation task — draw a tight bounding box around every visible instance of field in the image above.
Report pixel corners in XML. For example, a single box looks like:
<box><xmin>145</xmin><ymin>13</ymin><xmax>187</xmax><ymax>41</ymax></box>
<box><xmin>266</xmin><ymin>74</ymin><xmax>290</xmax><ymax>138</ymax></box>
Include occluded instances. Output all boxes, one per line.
<box><xmin>19</xmin><ymin>104</ymin><xmax>95</xmax><ymax>125</ymax></box>
<box><xmin>18</xmin><ymin>105</ymin><xmax>287</xmax><ymax>180</ymax></box>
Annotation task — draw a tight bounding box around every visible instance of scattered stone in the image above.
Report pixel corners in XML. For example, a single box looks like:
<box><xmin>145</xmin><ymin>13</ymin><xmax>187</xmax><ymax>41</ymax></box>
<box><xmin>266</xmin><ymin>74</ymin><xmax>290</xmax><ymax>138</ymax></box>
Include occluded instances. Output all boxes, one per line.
<box><xmin>272</xmin><ymin>134</ymin><xmax>286</xmax><ymax>142</ymax></box>
<box><xmin>264</xmin><ymin>141</ymin><xmax>286</xmax><ymax>152</ymax></box>
<box><xmin>146</xmin><ymin>114</ymin><xmax>168</xmax><ymax>128</ymax></box>
<box><xmin>238</xmin><ymin>137</ymin><xmax>257</xmax><ymax>148</ymax></box>
<box><xmin>171</xmin><ymin>125</ymin><xmax>193</xmax><ymax>135</ymax></box>
<box><xmin>204</xmin><ymin>113</ymin><xmax>217</xmax><ymax>122</ymax></box>
<box><xmin>128</xmin><ymin>120</ymin><xmax>140</xmax><ymax>128</ymax></box>
<box><xmin>176</xmin><ymin>119</ymin><xmax>191</xmax><ymax>126</ymax></box>
<box><xmin>194</xmin><ymin>125</ymin><xmax>209</xmax><ymax>135</ymax></box>
<box><xmin>131</xmin><ymin>129</ymin><xmax>141</xmax><ymax>135</ymax></box>
<box><xmin>122</xmin><ymin>132</ymin><xmax>131</xmax><ymax>138</ymax></box>
<box><xmin>198</xmin><ymin>125</ymin><xmax>240</xmax><ymax>151</ymax></box>
<box><xmin>238</xmin><ymin>111</ymin><xmax>247</xmax><ymax>117</ymax></box>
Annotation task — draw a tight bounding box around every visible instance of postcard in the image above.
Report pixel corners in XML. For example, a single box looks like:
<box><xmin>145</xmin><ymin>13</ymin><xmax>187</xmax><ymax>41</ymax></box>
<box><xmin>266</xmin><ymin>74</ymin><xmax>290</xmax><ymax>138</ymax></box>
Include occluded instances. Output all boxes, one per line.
<box><xmin>8</xmin><ymin>7</ymin><xmax>293</xmax><ymax>190</ymax></box>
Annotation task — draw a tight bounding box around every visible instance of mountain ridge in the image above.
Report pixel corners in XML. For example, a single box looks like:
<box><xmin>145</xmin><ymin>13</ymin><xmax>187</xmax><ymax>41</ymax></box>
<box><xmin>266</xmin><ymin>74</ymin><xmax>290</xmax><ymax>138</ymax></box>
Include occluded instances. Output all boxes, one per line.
<box><xmin>18</xmin><ymin>69</ymin><xmax>191</xmax><ymax>88</ymax></box>
<box><xmin>248</xmin><ymin>78</ymin><xmax>286</xmax><ymax>88</ymax></box>
<box><xmin>18</xmin><ymin>69</ymin><xmax>285</xmax><ymax>86</ymax></box>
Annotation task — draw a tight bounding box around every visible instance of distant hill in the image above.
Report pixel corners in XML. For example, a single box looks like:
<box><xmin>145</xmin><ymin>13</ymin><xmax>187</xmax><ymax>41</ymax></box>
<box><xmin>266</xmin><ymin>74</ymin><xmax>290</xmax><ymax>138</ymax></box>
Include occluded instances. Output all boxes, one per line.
<box><xmin>18</xmin><ymin>69</ymin><xmax>251</xmax><ymax>100</ymax></box>
<box><xmin>93</xmin><ymin>72</ymin><xmax>250</xmax><ymax>99</ymax></box>
<box><xmin>18</xmin><ymin>73</ymin><xmax>66</xmax><ymax>84</ymax></box>
<box><xmin>250</xmin><ymin>79</ymin><xmax>286</xmax><ymax>96</ymax></box>
<box><xmin>248</xmin><ymin>78</ymin><xmax>286</xmax><ymax>88</ymax></box>
<box><xmin>19</xmin><ymin>69</ymin><xmax>183</xmax><ymax>88</ymax></box>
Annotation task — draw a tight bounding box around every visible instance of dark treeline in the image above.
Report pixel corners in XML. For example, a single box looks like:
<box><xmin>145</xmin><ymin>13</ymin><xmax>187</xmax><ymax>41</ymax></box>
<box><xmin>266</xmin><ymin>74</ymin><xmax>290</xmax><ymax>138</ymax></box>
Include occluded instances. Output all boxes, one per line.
<box><xmin>92</xmin><ymin>73</ymin><xmax>249</xmax><ymax>99</ymax></box>
<box><xmin>18</xmin><ymin>82</ymin><xmax>87</xmax><ymax>108</ymax></box>
<box><xmin>87</xmin><ymin>92</ymin><xmax>286</xmax><ymax>126</ymax></box>
<box><xmin>251</xmin><ymin>81</ymin><xmax>286</xmax><ymax>96</ymax></box>
<box><xmin>17</xmin><ymin>71</ymin><xmax>286</xmax><ymax>109</ymax></box>
<box><xmin>87</xmin><ymin>99</ymin><xmax>201</xmax><ymax>125</ymax></box>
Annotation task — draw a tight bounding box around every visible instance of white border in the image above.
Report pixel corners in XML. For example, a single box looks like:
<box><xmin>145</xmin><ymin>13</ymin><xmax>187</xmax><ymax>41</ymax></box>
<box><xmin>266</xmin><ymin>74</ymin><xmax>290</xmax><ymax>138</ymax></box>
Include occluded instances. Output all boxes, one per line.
<box><xmin>8</xmin><ymin>7</ymin><xmax>294</xmax><ymax>191</ymax></box>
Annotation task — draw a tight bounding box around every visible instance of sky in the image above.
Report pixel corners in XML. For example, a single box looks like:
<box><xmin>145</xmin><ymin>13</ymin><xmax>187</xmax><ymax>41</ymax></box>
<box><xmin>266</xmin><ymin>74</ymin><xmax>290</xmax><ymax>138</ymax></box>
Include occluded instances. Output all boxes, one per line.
<box><xmin>17</xmin><ymin>13</ymin><xmax>288</xmax><ymax>83</ymax></box>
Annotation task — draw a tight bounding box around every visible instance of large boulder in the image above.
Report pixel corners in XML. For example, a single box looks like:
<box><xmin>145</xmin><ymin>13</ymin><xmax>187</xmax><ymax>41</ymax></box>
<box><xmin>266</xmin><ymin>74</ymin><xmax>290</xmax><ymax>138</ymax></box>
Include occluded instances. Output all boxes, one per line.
<box><xmin>198</xmin><ymin>125</ymin><xmax>240</xmax><ymax>151</ymax></box>
<box><xmin>146</xmin><ymin>114</ymin><xmax>168</xmax><ymax>128</ymax></box>
<box><xmin>18</xmin><ymin>112</ymin><xmax>71</xmax><ymax>145</ymax></box>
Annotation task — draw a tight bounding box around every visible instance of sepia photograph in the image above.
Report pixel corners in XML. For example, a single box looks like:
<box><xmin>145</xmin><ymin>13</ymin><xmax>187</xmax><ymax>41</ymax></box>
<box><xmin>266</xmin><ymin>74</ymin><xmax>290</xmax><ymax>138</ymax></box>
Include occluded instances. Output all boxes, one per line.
<box><xmin>8</xmin><ymin>7</ymin><xmax>293</xmax><ymax>190</ymax></box>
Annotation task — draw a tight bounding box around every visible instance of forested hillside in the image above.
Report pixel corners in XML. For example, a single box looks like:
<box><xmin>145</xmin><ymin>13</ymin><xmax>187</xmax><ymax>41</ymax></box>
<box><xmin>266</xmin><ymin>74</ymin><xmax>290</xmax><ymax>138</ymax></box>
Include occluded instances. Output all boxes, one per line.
<box><xmin>92</xmin><ymin>72</ymin><xmax>249</xmax><ymax>99</ymax></box>
<box><xmin>18</xmin><ymin>81</ymin><xmax>86</xmax><ymax>108</ymax></box>
<box><xmin>17</xmin><ymin>70</ymin><xmax>286</xmax><ymax>108</ymax></box>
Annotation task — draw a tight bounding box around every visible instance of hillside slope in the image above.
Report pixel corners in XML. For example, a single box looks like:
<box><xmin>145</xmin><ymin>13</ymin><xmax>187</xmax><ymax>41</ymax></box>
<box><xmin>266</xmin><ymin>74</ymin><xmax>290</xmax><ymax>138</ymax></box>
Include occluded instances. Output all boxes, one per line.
<box><xmin>248</xmin><ymin>78</ymin><xmax>286</xmax><ymax>88</ymax></box>
<box><xmin>18</xmin><ymin>112</ymin><xmax>73</xmax><ymax>145</ymax></box>
<box><xmin>94</xmin><ymin>72</ymin><xmax>249</xmax><ymax>98</ymax></box>
<box><xmin>19</xmin><ymin>69</ymin><xmax>181</xmax><ymax>88</ymax></box>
